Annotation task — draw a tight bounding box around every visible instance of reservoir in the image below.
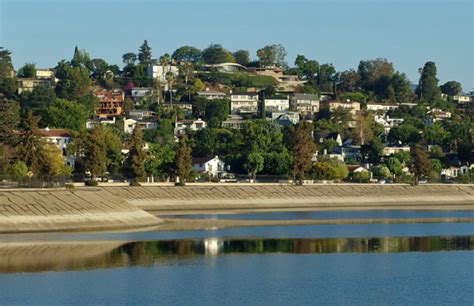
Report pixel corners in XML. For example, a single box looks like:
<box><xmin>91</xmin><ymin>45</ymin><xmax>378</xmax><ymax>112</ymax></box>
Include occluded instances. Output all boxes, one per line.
<box><xmin>1</xmin><ymin>211</ymin><xmax>473</xmax><ymax>305</ymax></box>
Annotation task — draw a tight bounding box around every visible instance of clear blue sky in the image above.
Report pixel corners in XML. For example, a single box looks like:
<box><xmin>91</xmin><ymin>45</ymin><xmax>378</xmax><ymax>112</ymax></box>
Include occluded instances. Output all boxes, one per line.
<box><xmin>1</xmin><ymin>0</ymin><xmax>473</xmax><ymax>90</ymax></box>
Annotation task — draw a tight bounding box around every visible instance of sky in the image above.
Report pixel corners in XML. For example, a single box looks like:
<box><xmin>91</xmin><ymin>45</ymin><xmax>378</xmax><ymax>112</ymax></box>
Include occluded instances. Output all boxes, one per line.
<box><xmin>1</xmin><ymin>0</ymin><xmax>473</xmax><ymax>90</ymax></box>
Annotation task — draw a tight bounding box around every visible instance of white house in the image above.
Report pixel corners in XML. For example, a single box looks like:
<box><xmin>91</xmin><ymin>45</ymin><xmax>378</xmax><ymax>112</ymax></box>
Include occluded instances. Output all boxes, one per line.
<box><xmin>265</xmin><ymin>98</ymin><xmax>290</xmax><ymax>112</ymax></box>
<box><xmin>367</xmin><ymin>103</ymin><xmax>399</xmax><ymax>112</ymax></box>
<box><xmin>230</xmin><ymin>92</ymin><xmax>259</xmax><ymax>114</ymax></box>
<box><xmin>86</xmin><ymin>117</ymin><xmax>116</xmax><ymax>129</ymax></box>
<box><xmin>124</xmin><ymin>118</ymin><xmax>157</xmax><ymax>134</ymax></box>
<box><xmin>222</xmin><ymin>115</ymin><xmax>246</xmax><ymax>129</ymax></box>
<box><xmin>197</xmin><ymin>88</ymin><xmax>227</xmax><ymax>100</ymax></box>
<box><xmin>147</xmin><ymin>64</ymin><xmax>179</xmax><ymax>85</ymax></box>
<box><xmin>192</xmin><ymin>156</ymin><xmax>226</xmax><ymax>178</ymax></box>
<box><xmin>453</xmin><ymin>95</ymin><xmax>472</xmax><ymax>104</ymax></box>
<box><xmin>291</xmin><ymin>93</ymin><xmax>319</xmax><ymax>115</ymax></box>
<box><xmin>383</xmin><ymin>146</ymin><xmax>411</xmax><ymax>156</ymax></box>
<box><xmin>39</xmin><ymin>128</ymin><xmax>75</xmax><ymax>168</ymax></box>
<box><xmin>131</xmin><ymin>87</ymin><xmax>152</xmax><ymax>101</ymax></box>
<box><xmin>174</xmin><ymin>118</ymin><xmax>207</xmax><ymax>135</ymax></box>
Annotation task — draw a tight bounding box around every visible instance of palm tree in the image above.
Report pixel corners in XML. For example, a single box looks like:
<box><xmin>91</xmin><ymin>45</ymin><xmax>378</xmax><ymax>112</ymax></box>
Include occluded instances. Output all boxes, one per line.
<box><xmin>165</xmin><ymin>71</ymin><xmax>175</xmax><ymax>104</ymax></box>
<box><xmin>179</xmin><ymin>61</ymin><xmax>194</xmax><ymax>101</ymax></box>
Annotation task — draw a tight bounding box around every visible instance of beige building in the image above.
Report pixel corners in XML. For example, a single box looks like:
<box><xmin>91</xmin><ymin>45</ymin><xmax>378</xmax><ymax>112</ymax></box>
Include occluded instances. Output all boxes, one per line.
<box><xmin>17</xmin><ymin>78</ymin><xmax>51</xmax><ymax>94</ymax></box>
<box><xmin>231</xmin><ymin>92</ymin><xmax>259</xmax><ymax>114</ymax></box>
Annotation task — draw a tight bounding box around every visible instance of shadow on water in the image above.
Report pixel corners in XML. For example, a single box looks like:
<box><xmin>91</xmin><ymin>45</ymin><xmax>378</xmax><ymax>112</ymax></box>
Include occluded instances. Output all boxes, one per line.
<box><xmin>1</xmin><ymin>235</ymin><xmax>473</xmax><ymax>273</ymax></box>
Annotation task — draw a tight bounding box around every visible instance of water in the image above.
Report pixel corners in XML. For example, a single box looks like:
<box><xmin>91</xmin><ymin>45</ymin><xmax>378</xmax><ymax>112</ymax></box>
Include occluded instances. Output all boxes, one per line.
<box><xmin>162</xmin><ymin>209</ymin><xmax>474</xmax><ymax>220</ymax></box>
<box><xmin>1</xmin><ymin>212</ymin><xmax>474</xmax><ymax>305</ymax></box>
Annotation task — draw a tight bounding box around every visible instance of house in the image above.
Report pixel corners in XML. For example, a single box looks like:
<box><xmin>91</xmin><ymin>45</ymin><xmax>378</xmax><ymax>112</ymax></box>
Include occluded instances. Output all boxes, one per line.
<box><xmin>146</xmin><ymin>64</ymin><xmax>179</xmax><ymax>86</ymax></box>
<box><xmin>347</xmin><ymin>165</ymin><xmax>369</xmax><ymax>174</ymax></box>
<box><xmin>453</xmin><ymin>94</ymin><xmax>472</xmax><ymax>104</ymax></box>
<box><xmin>374</xmin><ymin>115</ymin><xmax>404</xmax><ymax>134</ymax></box>
<box><xmin>93</xmin><ymin>89</ymin><xmax>124</xmax><ymax>118</ymax></box>
<box><xmin>192</xmin><ymin>155</ymin><xmax>227</xmax><ymax>178</ymax></box>
<box><xmin>367</xmin><ymin>103</ymin><xmax>399</xmax><ymax>112</ymax></box>
<box><xmin>291</xmin><ymin>93</ymin><xmax>319</xmax><ymax>116</ymax></box>
<box><xmin>128</xmin><ymin>110</ymin><xmax>156</xmax><ymax>120</ymax></box>
<box><xmin>174</xmin><ymin>118</ymin><xmax>207</xmax><ymax>135</ymax></box>
<box><xmin>248</xmin><ymin>67</ymin><xmax>306</xmax><ymax>92</ymax></box>
<box><xmin>35</xmin><ymin>69</ymin><xmax>55</xmax><ymax>80</ymax></box>
<box><xmin>272</xmin><ymin>111</ymin><xmax>300</xmax><ymax>126</ymax></box>
<box><xmin>131</xmin><ymin>87</ymin><xmax>153</xmax><ymax>101</ymax></box>
<box><xmin>222</xmin><ymin>115</ymin><xmax>246</xmax><ymax>129</ymax></box>
<box><xmin>86</xmin><ymin>117</ymin><xmax>116</xmax><ymax>129</ymax></box>
<box><xmin>333</xmin><ymin>145</ymin><xmax>362</xmax><ymax>161</ymax></box>
<box><xmin>39</xmin><ymin>128</ymin><xmax>75</xmax><ymax>168</ymax></box>
<box><xmin>265</xmin><ymin>98</ymin><xmax>290</xmax><ymax>112</ymax></box>
<box><xmin>321</xmin><ymin>100</ymin><xmax>361</xmax><ymax>115</ymax></box>
<box><xmin>197</xmin><ymin>88</ymin><xmax>227</xmax><ymax>100</ymax></box>
<box><xmin>203</xmin><ymin>62</ymin><xmax>246</xmax><ymax>73</ymax></box>
<box><xmin>230</xmin><ymin>92</ymin><xmax>259</xmax><ymax>114</ymax></box>
<box><xmin>383</xmin><ymin>146</ymin><xmax>410</xmax><ymax>156</ymax></box>
<box><xmin>427</xmin><ymin>109</ymin><xmax>452</xmax><ymax>121</ymax></box>
<box><xmin>313</xmin><ymin>132</ymin><xmax>343</xmax><ymax>147</ymax></box>
<box><xmin>162</xmin><ymin>102</ymin><xmax>193</xmax><ymax>115</ymax></box>
<box><xmin>123</xmin><ymin>118</ymin><xmax>157</xmax><ymax>134</ymax></box>
<box><xmin>17</xmin><ymin>78</ymin><xmax>51</xmax><ymax>94</ymax></box>
<box><xmin>441</xmin><ymin>166</ymin><xmax>468</xmax><ymax>178</ymax></box>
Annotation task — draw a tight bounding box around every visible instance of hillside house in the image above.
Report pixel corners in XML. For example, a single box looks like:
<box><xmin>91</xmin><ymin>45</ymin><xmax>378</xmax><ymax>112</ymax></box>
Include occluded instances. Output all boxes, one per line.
<box><xmin>93</xmin><ymin>89</ymin><xmax>124</xmax><ymax>118</ymax></box>
<box><xmin>192</xmin><ymin>156</ymin><xmax>227</xmax><ymax>178</ymax></box>
<box><xmin>174</xmin><ymin>118</ymin><xmax>207</xmax><ymax>135</ymax></box>
<box><xmin>291</xmin><ymin>93</ymin><xmax>320</xmax><ymax>116</ymax></box>
<box><xmin>230</xmin><ymin>92</ymin><xmax>259</xmax><ymax>114</ymax></box>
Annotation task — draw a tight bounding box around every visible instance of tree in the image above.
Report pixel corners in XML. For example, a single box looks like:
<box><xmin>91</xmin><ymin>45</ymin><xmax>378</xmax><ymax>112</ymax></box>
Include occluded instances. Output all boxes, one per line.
<box><xmin>172</xmin><ymin>46</ymin><xmax>202</xmax><ymax>65</ymax></box>
<box><xmin>16</xmin><ymin>110</ymin><xmax>45</xmax><ymax>174</ymax></box>
<box><xmin>361</xmin><ymin>137</ymin><xmax>383</xmax><ymax>164</ymax></box>
<box><xmin>55</xmin><ymin>60</ymin><xmax>92</xmax><ymax>100</ymax></box>
<box><xmin>43</xmin><ymin>99</ymin><xmax>87</xmax><ymax>131</ymax></box>
<box><xmin>0</xmin><ymin>47</ymin><xmax>17</xmax><ymax>98</ymax></box>
<box><xmin>205</xmin><ymin>99</ymin><xmax>229</xmax><ymax>127</ymax></box>
<box><xmin>39</xmin><ymin>144</ymin><xmax>72</xmax><ymax>177</ymax></box>
<box><xmin>175</xmin><ymin>134</ymin><xmax>192</xmax><ymax>185</ymax></box>
<box><xmin>294</xmin><ymin>55</ymin><xmax>319</xmax><ymax>80</ymax></box>
<box><xmin>17</xmin><ymin>62</ymin><xmax>36</xmax><ymax>78</ymax></box>
<box><xmin>122</xmin><ymin>52</ymin><xmax>137</xmax><ymax>65</ymax></box>
<box><xmin>317</xmin><ymin>63</ymin><xmax>336</xmax><ymax>92</ymax></box>
<box><xmin>417</xmin><ymin>61</ymin><xmax>441</xmax><ymax>103</ymax></box>
<box><xmin>357</xmin><ymin>58</ymin><xmax>394</xmax><ymax>93</ymax></box>
<box><xmin>390</xmin><ymin>72</ymin><xmax>412</xmax><ymax>102</ymax></box>
<box><xmin>138</xmin><ymin>40</ymin><xmax>152</xmax><ymax>65</ymax></box>
<box><xmin>311</xmin><ymin>158</ymin><xmax>348</xmax><ymax>182</ymax></box>
<box><xmin>83</xmin><ymin>126</ymin><xmax>107</xmax><ymax>180</ymax></box>
<box><xmin>202</xmin><ymin>44</ymin><xmax>234</xmax><ymax>64</ymax></box>
<box><xmin>233</xmin><ymin>50</ymin><xmax>250</xmax><ymax>66</ymax></box>
<box><xmin>440</xmin><ymin>81</ymin><xmax>462</xmax><ymax>96</ymax></box>
<box><xmin>7</xmin><ymin>160</ymin><xmax>28</xmax><ymax>181</ymax></box>
<box><xmin>145</xmin><ymin>143</ymin><xmax>176</xmax><ymax>180</ymax></box>
<box><xmin>123</xmin><ymin>126</ymin><xmax>145</xmax><ymax>184</ymax></box>
<box><xmin>0</xmin><ymin>98</ymin><xmax>20</xmax><ymax>143</ymax></box>
<box><xmin>245</xmin><ymin>151</ymin><xmax>264</xmax><ymax>179</ymax></box>
<box><xmin>372</xmin><ymin>165</ymin><xmax>390</xmax><ymax>179</ymax></box>
<box><xmin>287</xmin><ymin>121</ymin><xmax>316</xmax><ymax>184</ymax></box>
<box><xmin>351</xmin><ymin>110</ymin><xmax>382</xmax><ymax>145</ymax></box>
<box><xmin>388</xmin><ymin>123</ymin><xmax>422</xmax><ymax>145</ymax></box>
<box><xmin>102</xmin><ymin>126</ymin><xmax>123</xmax><ymax>176</ymax></box>
<box><xmin>257</xmin><ymin>44</ymin><xmax>287</xmax><ymax>68</ymax></box>
<box><xmin>165</xmin><ymin>71</ymin><xmax>175</xmax><ymax>103</ymax></box>
<box><xmin>71</xmin><ymin>46</ymin><xmax>90</xmax><ymax>69</ymax></box>
<box><xmin>337</xmin><ymin>69</ymin><xmax>361</xmax><ymax>93</ymax></box>
<box><xmin>410</xmin><ymin>145</ymin><xmax>431</xmax><ymax>185</ymax></box>
<box><xmin>385</xmin><ymin>156</ymin><xmax>402</xmax><ymax>178</ymax></box>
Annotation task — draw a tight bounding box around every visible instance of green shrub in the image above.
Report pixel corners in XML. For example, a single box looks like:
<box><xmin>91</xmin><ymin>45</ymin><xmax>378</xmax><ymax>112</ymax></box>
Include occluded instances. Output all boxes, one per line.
<box><xmin>65</xmin><ymin>183</ymin><xmax>75</xmax><ymax>189</ymax></box>
<box><xmin>85</xmin><ymin>179</ymin><xmax>98</xmax><ymax>187</ymax></box>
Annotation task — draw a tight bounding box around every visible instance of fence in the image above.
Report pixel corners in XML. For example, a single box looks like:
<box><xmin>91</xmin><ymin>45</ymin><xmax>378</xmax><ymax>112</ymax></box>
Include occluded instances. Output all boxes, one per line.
<box><xmin>0</xmin><ymin>175</ymin><xmax>71</xmax><ymax>188</ymax></box>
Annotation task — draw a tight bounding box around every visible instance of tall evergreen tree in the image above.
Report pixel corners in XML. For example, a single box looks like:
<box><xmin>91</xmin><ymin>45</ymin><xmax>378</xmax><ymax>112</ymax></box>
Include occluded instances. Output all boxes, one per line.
<box><xmin>410</xmin><ymin>145</ymin><xmax>431</xmax><ymax>185</ymax></box>
<box><xmin>287</xmin><ymin>121</ymin><xmax>316</xmax><ymax>184</ymax></box>
<box><xmin>16</xmin><ymin>110</ymin><xmax>45</xmax><ymax>175</ymax></box>
<box><xmin>83</xmin><ymin>126</ymin><xmax>106</xmax><ymax>180</ymax></box>
<box><xmin>124</xmin><ymin>126</ymin><xmax>145</xmax><ymax>185</ymax></box>
<box><xmin>138</xmin><ymin>40</ymin><xmax>152</xmax><ymax>65</ymax></box>
<box><xmin>417</xmin><ymin>61</ymin><xmax>441</xmax><ymax>103</ymax></box>
<box><xmin>175</xmin><ymin>134</ymin><xmax>192</xmax><ymax>185</ymax></box>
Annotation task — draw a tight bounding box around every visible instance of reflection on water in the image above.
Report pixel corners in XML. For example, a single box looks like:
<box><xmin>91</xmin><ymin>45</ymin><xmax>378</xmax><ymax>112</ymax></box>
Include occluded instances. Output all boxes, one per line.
<box><xmin>162</xmin><ymin>210</ymin><xmax>474</xmax><ymax>220</ymax></box>
<box><xmin>1</xmin><ymin>235</ymin><xmax>472</xmax><ymax>273</ymax></box>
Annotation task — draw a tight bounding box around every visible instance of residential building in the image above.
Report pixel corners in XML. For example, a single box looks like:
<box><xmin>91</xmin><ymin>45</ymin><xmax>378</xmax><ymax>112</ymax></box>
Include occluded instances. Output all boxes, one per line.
<box><xmin>93</xmin><ymin>89</ymin><xmax>124</xmax><ymax>118</ymax></box>
<box><xmin>383</xmin><ymin>146</ymin><xmax>410</xmax><ymax>156</ymax></box>
<box><xmin>203</xmin><ymin>63</ymin><xmax>246</xmax><ymax>73</ymax></box>
<box><xmin>192</xmin><ymin>155</ymin><xmax>226</xmax><ymax>178</ymax></box>
<box><xmin>86</xmin><ymin>117</ymin><xmax>116</xmax><ymax>129</ymax></box>
<box><xmin>35</xmin><ymin>69</ymin><xmax>55</xmax><ymax>80</ymax></box>
<box><xmin>313</xmin><ymin>132</ymin><xmax>343</xmax><ymax>146</ymax></box>
<box><xmin>272</xmin><ymin>111</ymin><xmax>300</xmax><ymax>126</ymax></box>
<box><xmin>321</xmin><ymin>100</ymin><xmax>361</xmax><ymax>115</ymax></box>
<box><xmin>265</xmin><ymin>98</ymin><xmax>290</xmax><ymax>112</ymax></box>
<box><xmin>146</xmin><ymin>64</ymin><xmax>179</xmax><ymax>85</ymax></box>
<box><xmin>197</xmin><ymin>88</ymin><xmax>227</xmax><ymax>100</ymax></box>
<box><xmin>174</xmin><ymin>118</ymin><xmax>207</xmax><ymax>135</ymax></box>
<box><xmin>333</xmin><ymin>145</ymin><xmax>362</xmax><ymax>161</ymax></box>
<box><xmin>123</xmin><ymin>118</ymin><xmax>158</xmax><ymax>134</ymax></box>
<box><xmin>131</xmin><ymin>87</ymin><xmax>152</xmax><ymax>101</ymax></box>
<box><xmin>222</xmin><ymin>115</ymin><xmax>246</xmax><ymax>129</ymax></box>
<box><xmin>128</xmin><ymin>110</ymin><xmax>156</xmax><ymax>120</ymax></box>
<box><xmin>367</xmin><ymin>103</ymin><xmax>399</xmax><ymax>112</ymax></box>
<box><xmin>162</xmin><ymin>102</ymin><xmax>193</xmax><ymax>115</ymax></box>
<box><xmin>453</xmin><ymin>94</ymin><xmax>472</xmax><ymax>104</ymax></box>
<box><xmin>374</xmin><ymin>115</ymin><xmax>404</xmax><ymax>134</ymax></box>
<box><xmin>17</xmin><ymin>78</ymin><xmax>51</xmax><ymax>94</ymax></box>
<box><xmin>291</xmin><ymin>93</ymin><xmax>319</xmax><ymax>116</ymax></box>
<box><xmin>39</xmin><ymin>128</ymin><xmax>74</xmax><ymax>168</ymax></box>
<box><xmin>230</xmin><ymin>92</ymin><xmax>259</xmax><ymax>114</ymax></box>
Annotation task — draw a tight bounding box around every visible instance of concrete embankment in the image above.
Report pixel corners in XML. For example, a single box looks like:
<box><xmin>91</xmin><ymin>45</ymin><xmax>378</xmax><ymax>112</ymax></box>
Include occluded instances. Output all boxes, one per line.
<box><xmin>100</xmin><ymin>184</ymin><xmax>474</xmax><ymax>213</ymax></box>
<box><xmin>0</xmin><ymin>189</ymin><xmax>161</xmax><ymax>233</ymax></box>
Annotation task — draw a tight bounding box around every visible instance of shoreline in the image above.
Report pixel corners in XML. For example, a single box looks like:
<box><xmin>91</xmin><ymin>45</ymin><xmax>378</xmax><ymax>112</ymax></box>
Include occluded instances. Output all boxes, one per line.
<box><xmin>0</xmin><ymin>185</ymin><xmax>473</xmax><ymax>234</ymax></box>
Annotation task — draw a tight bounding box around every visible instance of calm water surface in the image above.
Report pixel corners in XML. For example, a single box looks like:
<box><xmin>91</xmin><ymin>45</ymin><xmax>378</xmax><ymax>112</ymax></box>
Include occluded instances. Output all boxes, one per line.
<box><xmin>1</xmin><ymin>212</ymin><xmax>474</xmax><ymax>305</ymax></box>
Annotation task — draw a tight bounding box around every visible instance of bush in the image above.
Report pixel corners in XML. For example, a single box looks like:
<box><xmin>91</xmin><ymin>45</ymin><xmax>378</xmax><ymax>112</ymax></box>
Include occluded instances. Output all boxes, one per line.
<box><xmin>65</xmin><ymin>183</ymin><xmax>75</xmax><ymax>189</ymax></box>
<box><xmin>85</xmin><ymin>179</ymin><xmax>98</xmax><ymax>187</ymax></box>
<box><xmin>129</xmin><ymin>179</ymin><xmax>141</xmax><ymax>187</ymax></box>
